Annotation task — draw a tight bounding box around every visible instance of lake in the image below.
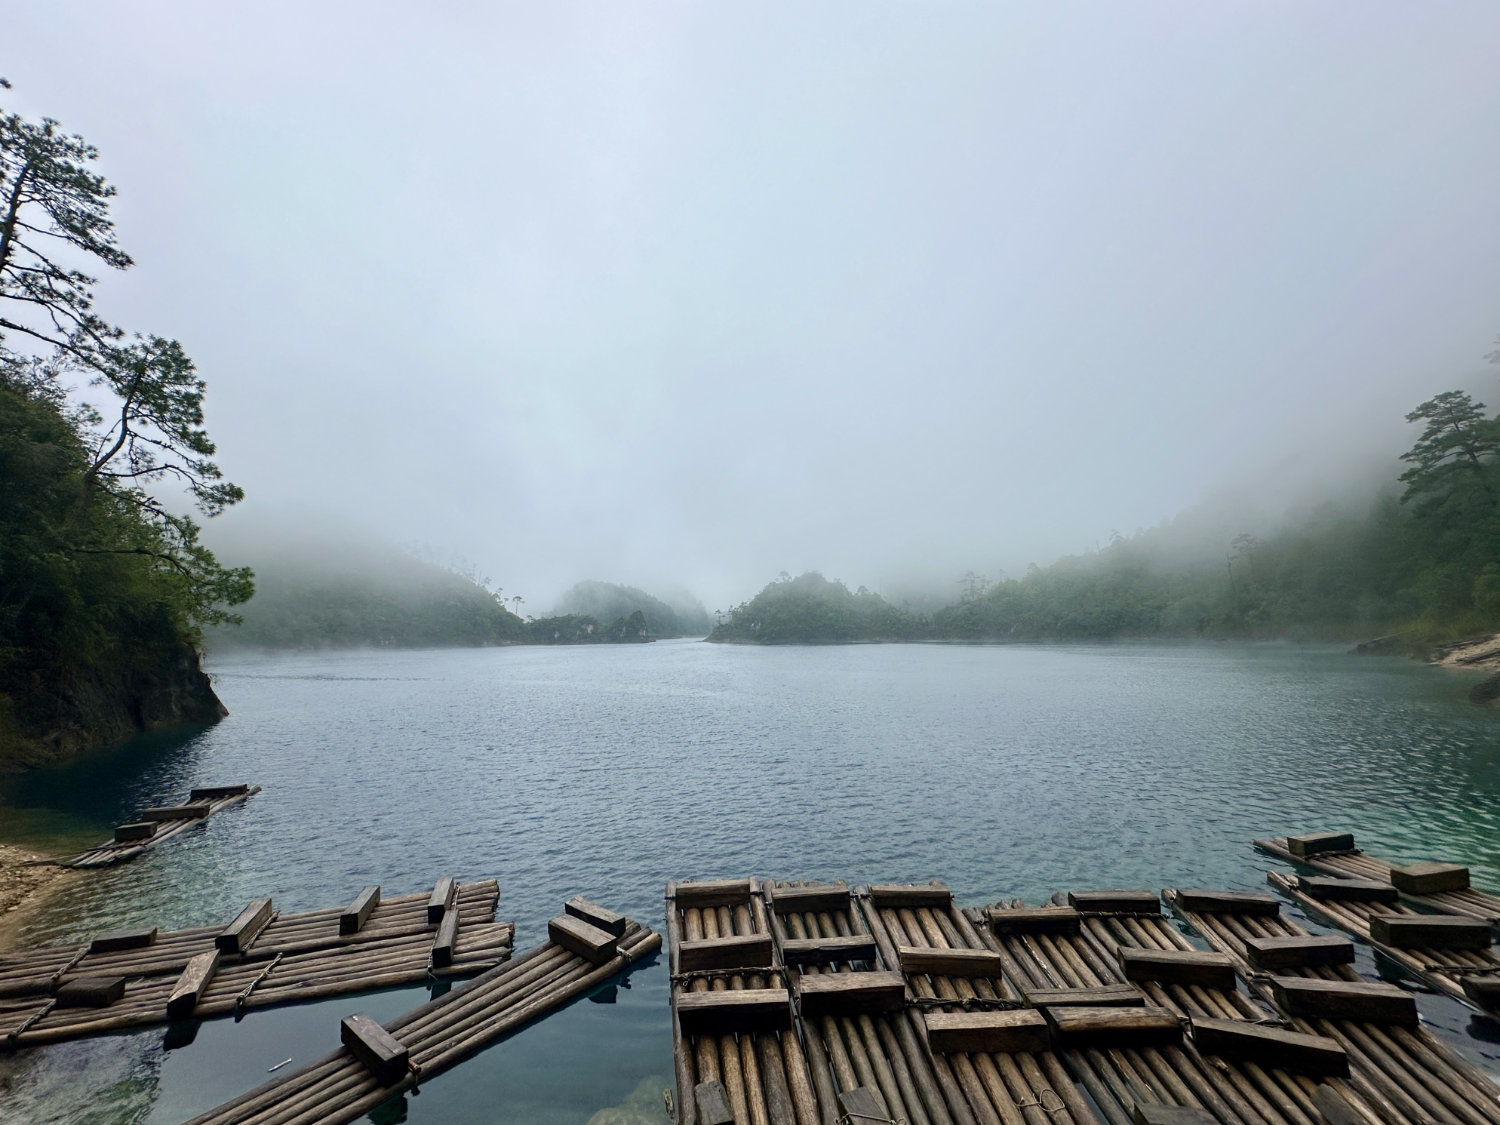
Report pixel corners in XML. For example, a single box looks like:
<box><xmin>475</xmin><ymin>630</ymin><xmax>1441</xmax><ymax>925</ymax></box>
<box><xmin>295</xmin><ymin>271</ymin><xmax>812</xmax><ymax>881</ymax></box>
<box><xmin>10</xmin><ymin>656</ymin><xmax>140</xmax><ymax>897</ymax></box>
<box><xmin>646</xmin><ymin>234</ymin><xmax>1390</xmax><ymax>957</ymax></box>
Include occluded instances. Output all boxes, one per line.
<box><xmin>2</xmin><ymin>640</ymin><xmax>1498</xmax><ymax>1123</ymax></box>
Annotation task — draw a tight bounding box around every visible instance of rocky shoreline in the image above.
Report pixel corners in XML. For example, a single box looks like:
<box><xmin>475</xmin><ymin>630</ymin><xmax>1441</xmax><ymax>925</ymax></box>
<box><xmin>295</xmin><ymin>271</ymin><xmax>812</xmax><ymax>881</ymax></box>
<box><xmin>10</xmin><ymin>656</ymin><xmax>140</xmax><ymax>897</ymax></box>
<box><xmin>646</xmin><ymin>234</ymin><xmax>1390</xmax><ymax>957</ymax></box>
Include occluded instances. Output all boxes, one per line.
<box><xmin>1430</xmin><ymin>633</ymin><xmax>1500</xmax><ymax>704</ymax></box>
<box><xmin>0</xmin><ymin>843</ymin><xmax>76</xmax><ymax>951</ymax></box>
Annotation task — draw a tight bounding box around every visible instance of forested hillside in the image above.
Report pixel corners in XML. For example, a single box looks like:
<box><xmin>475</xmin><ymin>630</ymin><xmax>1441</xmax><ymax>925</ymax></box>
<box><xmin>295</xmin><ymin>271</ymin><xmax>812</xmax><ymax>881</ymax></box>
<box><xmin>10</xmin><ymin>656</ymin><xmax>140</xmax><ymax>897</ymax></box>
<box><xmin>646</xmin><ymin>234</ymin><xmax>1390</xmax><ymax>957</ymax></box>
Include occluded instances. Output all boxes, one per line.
<box><xmin>553</xmin><ymin>580</ymin><xmax>710</xmax><ymax>637</ymax></box>
<box><xmin>709</xmin><ymin>572</ymin><xmax>923</xmax><ymax>643</ymax></box>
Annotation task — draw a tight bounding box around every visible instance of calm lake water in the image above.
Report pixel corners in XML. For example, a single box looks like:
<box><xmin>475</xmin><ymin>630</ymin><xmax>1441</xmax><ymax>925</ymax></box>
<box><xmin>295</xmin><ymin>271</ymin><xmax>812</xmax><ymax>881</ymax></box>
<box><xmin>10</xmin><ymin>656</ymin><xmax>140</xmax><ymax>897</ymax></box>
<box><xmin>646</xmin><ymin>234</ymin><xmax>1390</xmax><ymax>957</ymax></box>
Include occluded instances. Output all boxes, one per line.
<box><xmin>2</xmin><ymin>640</ymin><xmax>1499</xmax><ymax>1124</ymax></box>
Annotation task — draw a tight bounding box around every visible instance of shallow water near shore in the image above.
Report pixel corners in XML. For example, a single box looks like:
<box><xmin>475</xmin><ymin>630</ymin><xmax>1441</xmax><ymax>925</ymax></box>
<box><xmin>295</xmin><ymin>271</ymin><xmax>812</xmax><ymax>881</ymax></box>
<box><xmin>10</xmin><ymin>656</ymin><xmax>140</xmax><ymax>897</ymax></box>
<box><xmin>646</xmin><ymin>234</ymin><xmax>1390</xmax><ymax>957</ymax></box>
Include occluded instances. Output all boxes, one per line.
<box><xmin>2</xmin><ymin>640</ymin><xmax>1499</xmax><ymax>1123</ymax></box>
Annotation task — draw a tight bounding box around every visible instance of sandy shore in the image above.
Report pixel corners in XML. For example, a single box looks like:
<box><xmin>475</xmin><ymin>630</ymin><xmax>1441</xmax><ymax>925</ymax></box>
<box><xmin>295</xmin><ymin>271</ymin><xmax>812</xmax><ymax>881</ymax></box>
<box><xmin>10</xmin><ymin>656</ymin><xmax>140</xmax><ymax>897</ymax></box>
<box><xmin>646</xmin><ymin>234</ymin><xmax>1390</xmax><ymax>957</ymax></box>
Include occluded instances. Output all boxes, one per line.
<box><xmin>1432</xmin><ymin>633</ymin><xmax>1500</xmax><ymax>672</ymax></box>
<box><xmin>0</xmin><ymin>843</ymin><xmax>78</xmax><ymax>951</ymax></box>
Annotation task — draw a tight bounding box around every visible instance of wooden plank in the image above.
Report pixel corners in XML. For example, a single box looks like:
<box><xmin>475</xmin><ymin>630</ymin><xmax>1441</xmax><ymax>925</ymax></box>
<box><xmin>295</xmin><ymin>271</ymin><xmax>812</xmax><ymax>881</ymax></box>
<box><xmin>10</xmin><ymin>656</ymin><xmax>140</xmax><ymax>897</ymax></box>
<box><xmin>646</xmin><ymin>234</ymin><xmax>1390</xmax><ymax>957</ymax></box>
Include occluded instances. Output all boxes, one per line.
<box><xmin>1118</xmin><ymin>947</ymin><xmax>1235</xmax><ymax>989</ymax></box>
<box><xmin>1296</xmin><ymin>875</ymin><xmax>1398</xmax><ymax>903</ymax></box>
<box><xmin>565</xmin><ymin>896</ymin><xmax>627</xmax><ymax>937</ymax></box>
<box><xmin>987</xmin><ymin>906</ymin><xmax>1082</xmax><ymax>935</ymax></box>
<box><xmin>216</xmin><ymin>898</ymin><xmax>273</xmax><ymax>953</ymax></box>
<box><xmin>338</xmin><ymin>886</ymin><xmax>380</xmax><ymax>936</ymax></box>
<box><xmin>167</xmin><ymin>949</ymin><xmax>220</xmax><ymax>1019</ymax></box>
<box><xmin>925</xmin><ymin>1009</ymin><xmax>1049</xmax><ymax>1054</ymax></box>
<box><xmin>140</xmin><ymin>804</ymin><xmax>211</xmax><ymax>822</ymax></box>
<box><xmin>678</xmin><ymin>933</ymin><xmax>774</xmax><ymax>973</ymax></box>
<box><xmin>1044</xmin><ymin>1004</ymin><xmax>1181</xmax><ymax>1047</ymax></box>
<box><xmin>1023</xmin><ymin>984</ymin><xmax>1144</xmax><ymax>1008</ymax></box>
<box><xmin>1067</xmin><ymin>890</ymin><xmax>1160</xmax><ymax>915</ymax></box>
<box><xmin>797</xmin><ymin>970</ymin><xmax>906</xmax><ymax>1016</ymax></box>
<box><xmin>1243</xmin><ymin>935</ymin><xmax>1354</xmax><ymax>971</ymax></box>
<box><xmin>1287</xmin><ymin>831</ymin><xmax>1355</xmax><ymax>857</ymax></box>
<box><xmin>677</xmin><ymin>988</ymin><xmax>791</xmax><ymax>1034</ymax></box>
<box><xmin>432</xmin><ymin>909</ymin><xmax>460</xmax><ymax>968</ymax></box>
<box><xmin>1174</xmin><ymin>889</ymin><xmax>1279</xmax><ymax>915</ymax></box>
<box><xmin>55</xmin><ymin>976</ymin><xmax>125</xmax><ymax>1008</ymax></box>
<box><xmin>1369</xmin><ymin>914</ymin><xmax>1490</xmax><ymax>950</ymax></box>
<box><xmin>781</xmin><ymin>934</ymin><xmax>877</xmax><ymax>966</ymax></box>
<box><xmin>188</xmin><ymin>784</ymin><xmax>250</xmax><ymax>800</ymax></box>
<box><xmin>426</xmin><ymin>877</ymin><xmax>457</xmax><ymax>924</ymax></box>
<box><xmin>113</xmin><ymin>822</ymin><xmax>156</xmax><ymax>843</ymax></box>
<box><xmin>1390</xmin><ymin>862</ymin><xmax>1470</xmax><ymax>894</ymax></box>
<box><xmin>839</xmin><ymin>1088</ymin><xmax>887</xmax><ymax>1122</ymax></box>
<box><xmin>673</xmin><ymin>879</ymin><xmax>754</xmax><ymax>908</ymax></box>
<box><xmin>1269</xmin><ymin>976</ymin><xmax>1417</xmax><ymax>1026</ymax></box>
<box><xmin>340</xmin><ymin>1013</ymin><xmax>409</xmax><ymax>1085</ymax></box>
<box><xmin>866</xmin><ymin>883</ymin><xmax>951</xmax><ymax>908</ymax></box>
<box><xmin>897</xmin><ymin>945</ymin><xmax>1006</xmax><ymax>978</ymax></box>
<box><xmin>694</xmin><ymin>1080</ymin><xmax>734</xmax><ymax>1125</ymax></box>
<box><xmin>88</xmin><ymin>926</ymin><xmax>158</xmax><ymax>954</ymax></box>
<box><xmin>1132</xmin><ymin>1107</ymin><xmax>1216</xmax><ymax>1125</ymax></box>
<box><xmin>770</xmin><ymin>884</ymin><xmax>851</xmax><ymax>914</ymax></box>
<box><xmin>548</xmin><ymin>914</ymin><xmax>618</xmax><ymax>965</ymax></box>
<box><xmin>1190</xmin><ymin>1016</ymin><xmax>1348</xmax><ymax>1077</ymax></box>
<box><xmin>1460</xmin><ymin>975</ymin><xmax>1500</xmax><ymax>1011</ymax></box>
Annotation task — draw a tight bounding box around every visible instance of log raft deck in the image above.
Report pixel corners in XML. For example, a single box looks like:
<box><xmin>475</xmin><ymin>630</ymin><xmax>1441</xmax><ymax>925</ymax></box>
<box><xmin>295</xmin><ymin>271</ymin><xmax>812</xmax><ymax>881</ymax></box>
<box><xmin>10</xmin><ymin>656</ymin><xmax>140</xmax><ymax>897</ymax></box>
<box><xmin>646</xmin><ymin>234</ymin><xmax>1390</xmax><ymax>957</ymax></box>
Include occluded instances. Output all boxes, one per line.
<box><xmin>672</xmin><ymin>879</ymin><xmax>1500</xmax><ymax>1125</ymax></box>
<box><xmin>0</xmin><ymin>879</ymin><xmax>511</xmax><ymax>1048</ymax></box>
<box><xmin>65</xmin><ymin>784</ymin><xmax>262</xmax><ymax>868</ymax></box>
<box><xmin>185</xmin><ymin>898</ymin><xmax>659</xmax><ymax>1125</ymax></box>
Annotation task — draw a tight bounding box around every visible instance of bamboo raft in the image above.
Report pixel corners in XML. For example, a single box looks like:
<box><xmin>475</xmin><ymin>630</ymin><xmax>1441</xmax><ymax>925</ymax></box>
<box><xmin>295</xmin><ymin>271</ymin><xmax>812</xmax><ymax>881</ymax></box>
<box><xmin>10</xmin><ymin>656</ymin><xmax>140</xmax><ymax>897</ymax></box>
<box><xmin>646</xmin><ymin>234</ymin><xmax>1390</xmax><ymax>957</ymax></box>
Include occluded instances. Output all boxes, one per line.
<box><xmin>0</xmin><ymin>879</ymin><xmax>511</xmax><ymax>1048</ymax></box>
<box><xmin>1166</xmin><ymin>886</ymin><xmax>1500</xmax><ymax>1124</ymax></box>
<box><xmin>64</xmin><ymin>784</ymin><xmax>262</xmax><ymax>868</ymax></box>
<box><xmin>1254</xmin><ymin>832</ymin><xmax>1500</xmax><ymax>928</ymax></box>
<box><xmin>184</xmin><ymin>897</ymin><xmax>659</xmax><ymax>1125</ymax></box>
<box><xmin>671</xmin><ymin>879</ymin><xmax>1500</xmax><ymax>1125</ymax></box>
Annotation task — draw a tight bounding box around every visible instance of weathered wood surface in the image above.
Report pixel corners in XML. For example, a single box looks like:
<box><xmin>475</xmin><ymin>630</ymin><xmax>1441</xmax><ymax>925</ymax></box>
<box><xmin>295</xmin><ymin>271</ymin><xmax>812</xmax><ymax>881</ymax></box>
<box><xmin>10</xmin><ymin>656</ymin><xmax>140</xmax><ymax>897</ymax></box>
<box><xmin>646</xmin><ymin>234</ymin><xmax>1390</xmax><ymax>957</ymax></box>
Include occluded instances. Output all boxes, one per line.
<box><xmin>216</xmin><ymin>899</ymin><xmax>274</xmax><ymax>954</ymax></box>
<box><xmin>1066</xmin><ymin>889</ymin><xmax>1160</xmax><ymax>914</ymax></box>
<box><xmin>89</xmin><ymin>928</ymin><xmax>157</xmax><ymax>955</ymax></box>
<box><xmin>340</xmin><ymin>886</ymin><xmax>380</xmax><ymax>936</ymax></box>
<box><xmin>431</xmin><ymin>909</ymin><xmax>460</xmax><ymax>968</ymax></box>
<box><xmin>694</xmin><ymin>1079</ymin><xmax>734</xmax><ymax>1125</ymax></box>
<box><xmin>141</xmin><ymin>804</ymin><xmax>211</xmax><ymax>822</ymax></box>
<box><xmin>767</xmin><ymin>883</ymin><xmax>851</xmax><ymax>914</ymax></box>
<box><xmin>1172</xmin><ymin>889</ymin><xmax>1279</xmax><ymax>915</ymax></box>
<box><xmin>672</xmin><ymin>878</ymin><xmax>755</xmax><ymax>907</ymax></box>
<box><xmin>1131</xmin><ymin>1106</ymin><xmax>1216</xmax><ymax>1125</ymax></box>
<box><xmin>341</xmin><ymin>1013</ymin><xmax>409</xmax><ymax>1085</ymax></box>
<box><xmin>779</xmin><ymin>934</ymin><xmax>876</xmax><ymax>965</ymax></box>
<box><xmin>1242</xmin><ymin>934</ymin><xmax>1354</xmax><ymax>970</ymax></box>
<box><xmin>1044</xmin><ymin>1004</ymin><xmax>1182</xmax><ymax>1046</ymax></box>
<box><xmin>676</xmin><ymin>987</ymin><xmax>792</xmax><ymax>1033</ymax></box>
<box><xmin>677</xmin><ymin>932</ymin><xmax>773</xmax><ymax>973</ymax></box>
<box><xmin>924</xmin><ymin>1009</ymin><xmax>1048</xmax><ymax>1053</ymax></box>
<box><xmin>1023</xmin><ymin>983</ymin><xmax>1144</xmax><ymax>1008</ymax></box>
<box><xmin>66</xmin><ymin>785</ymin><xmax>261</xmax><ymax>868</ymax></box>
<box><xmin>986</xmin><ymin>904</ymin><xmax>1082</xmax><ymax>934</ymax></box>
<box><xmin>113</xmin><ymin>823</ymin><xmax>156</xmax><ymax>843</ymax></box>
<box><xmin>55</xmin><ymin>977</ymin><xmax>124</xmax><ymax>1008</ymax></box>
<box><xmin>426</xmin><ymin>877</ymin><xmax>457</xmax><ymax>924</ymax></box>
<box><xmin>1296</xmin><ymin>875</ymin><xmax>1398</xmax><ymax>903</ymax></box>
<box><xmin>1189</xmin><ymin>1016</ymin><xmax>1349</xmax><ymax>1077</ymax></box>
<box><xmin>795</xmin><ymin>970</ymin><xmax>905</xmax><ymax>1016</ymax></box>
<box><xmin>1391</xmin><ymin>861</ymin><xmax>1469</xmax><ymax>895</ymax></box>
<box><xmin>167</xmin><ymin>949</ymin><xmax>220</xmax><ymax>1020</ymax></box>
<box><xmin>565</xmin><ymin>896</ymin><xmax>626</xmax><ymax>937</ymax></box>
<box><xmin>1368</xmin><ymin>913</ymin><xmax>1490</xmax><ymax>950</ymax></box>
<box><xmin>1116</xmin><ymin>947</ymin><xmax>1235</xmax><ymax>989</ymax></box>
<box><xmin>865</xmin><ymin>881</ymin><xmax>951</xmax><ymax>908</ymax></box>
<box><xmin>1269</xmin><ymin>976</ymin><xmax>1418</xmax><ymax>1026</ymax></box>
<box><xmin>547</xmin><ymin>914</ymin><xmax>618</xmax><ymax>965</ymax></box>
<box><xmin>1286</xmin><ymin>830</ymin><xmax>1355</xmax><ymax>856</ymax></box>
<box><xmin>895</xmin><ymin>944</ymin><xmax>1005</xmax><ymax>978</ymax></box>
<box><xmin>190</xmin><ymin>784</ymin><xmax>251</xmax><ymax>801</ymax></box>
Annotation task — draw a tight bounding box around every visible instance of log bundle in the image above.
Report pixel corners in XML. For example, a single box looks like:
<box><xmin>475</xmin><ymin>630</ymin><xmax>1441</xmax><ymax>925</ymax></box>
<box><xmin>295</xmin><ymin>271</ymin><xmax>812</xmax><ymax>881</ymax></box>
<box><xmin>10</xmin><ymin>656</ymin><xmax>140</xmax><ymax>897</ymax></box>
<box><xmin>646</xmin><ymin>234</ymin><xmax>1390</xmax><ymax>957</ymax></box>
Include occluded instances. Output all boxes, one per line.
<box><xmin>0</xmin><ymin>879</ymin><xmax>511</xmax><ymax>1049</ymax></box>
<box><xmin>184</xmin><ymin>900</ymin><xmax>660</xmax><ymax>1125</ymax></box>
<box><xmin>65</xmin><ymin>785</ymin><xmax>262</xmax><ymax>868</ymax></box>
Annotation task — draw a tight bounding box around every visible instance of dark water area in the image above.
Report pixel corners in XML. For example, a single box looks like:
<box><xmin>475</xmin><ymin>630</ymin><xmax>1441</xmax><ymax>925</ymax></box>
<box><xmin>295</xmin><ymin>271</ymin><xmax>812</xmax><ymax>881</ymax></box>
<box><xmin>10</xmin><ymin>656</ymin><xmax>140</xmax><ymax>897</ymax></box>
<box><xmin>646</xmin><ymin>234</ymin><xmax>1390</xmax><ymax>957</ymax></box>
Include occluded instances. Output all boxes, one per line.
<box><xmin>2</xmin><ymin>640</ymin><xmax>1499</xmax><ymax>1123</ymax></box>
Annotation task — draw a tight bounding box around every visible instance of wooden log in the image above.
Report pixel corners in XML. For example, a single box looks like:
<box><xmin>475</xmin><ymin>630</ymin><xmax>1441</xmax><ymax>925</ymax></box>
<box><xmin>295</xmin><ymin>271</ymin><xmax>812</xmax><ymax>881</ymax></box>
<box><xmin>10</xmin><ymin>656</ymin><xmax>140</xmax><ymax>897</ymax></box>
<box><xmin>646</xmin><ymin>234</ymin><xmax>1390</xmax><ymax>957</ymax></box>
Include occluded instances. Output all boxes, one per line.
<box><xmin>924</xmin><ymin>1009</ymin><xmax>1049</xmax><ymax>1054</ymax></box>
<box><xmin>167</xmin><ymin>949</ymin><xmax>220</xmax><ymax>1019</ymax></box>
<box><xmin>986</xmin><ymin>905</ymin><xmax>1082</xmax><ymax>935</ymax></box>
<box><xmin>427</xmin><ymin>877</ymin><xmax>457</xmax><ymax>924</ymax></box>
<box><xmin>796</xmin><ymin>971</ymin><xmax>906</xmax><ymax>1016</ymax></box>
<box><xmin>1295</xmin><ymin>875</ymin><xmax>1398</xmax><ymax>903</ymax></box>
<box><xmin>1190</xmin><ymin>1016</ymin><xmax>1349</xmax><ymax>1077</ymax></box>
<box><xmin>340</xmin><ymin>1013</ymin><xmax>409</xmax><ymax>1085</ymax></box>
<box><xmin>140</xmin><ymin>805</ymin><xmax>211</xmax><ymax>822</ymax></box>
<box><xmin>770</xmin><ymin>884</ymin><xmax>851</xmax><ymax>914</ymax></box>
<box><xmin>1022</xmin><ymin>983</ymin><xmax>1144</xmax><ymax>1008</ymax></box>
<box><xmin>677</xmin><ymin>988</ymin><xmax>792</xmax><ymax>1034</ymax></box>
<box><xmin>1243</xmin><ymin>934</ymin><xmax>1354</xmax><ymax>970</ymax></box>
<box><xmin>1173</xmin><ymin>889</ymin><xmax>1279</xmax><ymax>915</ymax></box>
<box><xmin>695</xmin><ymin>1079</ymin><xmax>735</xmax><ymax>1125</ymax></box>
<box><xmin>565</xmin><ymin>896</ymin><xmax>626</xmax><ymax>937</ymax></box>
<box><xmin>339</xmin><ymin>887</ymin><xmax>380</xmax><ymax>936</ymax></box>
<box><xmin>1460</xmin><ymin>975</ymin><xmax>1500</xmax><ymax>1011</ymax></box>
<box><xmin>1066</xmin><ymin>890</ymin><xmax>1160</xmax><ymax>914</ymax></box>
<box><xmin>1117</xmin><ymin>947</ymin><xmax>1235</xmax><ymax>989</ymax></box>
<box><xmin>55</xmin><ymin>976</ymin><xmax>125</xmax><ymax>1008</ymax></box>
<box><xmin>1369</xmin><ymin>914</ymin><xmax>1491</xmax><ymax>950</ymax></box>
<box><xmin>1043</xmin><ymin>1004</ymin><xmax>1180</xmax><ymax>1047</ymax></box>
<box><xmin>1390</xmin><ymin>861</ymin><xmax>1470</xmax><ymax>894</ymax></box>
<box><xmin>113</xmin><ymin>823</ymin><xmax>156</xmax><ymax>843</ymax></box>
<box><xmin>1286</xmin><ymin>831</ymin><xmax>1354</xmax><ymax>857</ymax></box>
<box><xmin>1311</xmin><ymin>1085</ymin><xmax>1367</xmax><ymax>1125</ymax></box>
<box><xmin>673</xmin><ymin>879</ymin><xmax>754</xmax><ymax>907</ymax></box>
<box><xmin>216</xmin><ymin>898</ymin><xmax>274</xmax><ymax>953</ymax></box>
<box><xmin>1132</xmin><ymin>1106</ymin><xmax>1216</xmax><ymax>1125</ymax></box>
<box><xmin>88</xmin><ymin>927</ymin><xmax>158</xmax><ymax>955</ymax></box>
<box><xmin>548</xmin><ymin>914</ymin><xmax>618</xmax><ymax>965</ymax></box>
<box><xmin>432</xmin><ymin>910</ymin><xmax>460</xmax><ymax>968</ymax></box>
<box><xmin>1269</xmin><ymin>976</ymin><xmax>1417</xmax><ymax>1026</ymax></box>
<box><xmin>866</xmin><ymin>883</ymin><xmax>950</xmax><ymax>908</ymax></box>
<box><xmin>781</xmin><ymin>934</ymin><xmax>877</xmax><ymax>966</ymax></box>
<box><xmin>678</xmin><ymin>933</ymin><xmax>774</xmax><ymax>973</ymax></box>
<box><xmin>896</xmin><ymin>945</ymin><xmax>1005</xmax><ymax>978</ymax></box>
<box><xmin>188</xmin><ymin>784</ymin><xmax>251</xmax><ymax>800</ymax></box>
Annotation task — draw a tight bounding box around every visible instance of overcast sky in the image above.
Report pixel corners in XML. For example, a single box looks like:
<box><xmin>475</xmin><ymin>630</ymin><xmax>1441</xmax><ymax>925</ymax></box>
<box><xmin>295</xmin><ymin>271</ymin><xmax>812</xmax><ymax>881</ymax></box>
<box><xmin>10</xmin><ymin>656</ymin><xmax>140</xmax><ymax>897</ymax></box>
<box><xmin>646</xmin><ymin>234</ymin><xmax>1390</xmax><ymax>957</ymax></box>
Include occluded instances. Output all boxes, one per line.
<box><xmin>8</xmin><ymin>4</ymin><xmax>1500</xmax><ymax>609</ymax></box>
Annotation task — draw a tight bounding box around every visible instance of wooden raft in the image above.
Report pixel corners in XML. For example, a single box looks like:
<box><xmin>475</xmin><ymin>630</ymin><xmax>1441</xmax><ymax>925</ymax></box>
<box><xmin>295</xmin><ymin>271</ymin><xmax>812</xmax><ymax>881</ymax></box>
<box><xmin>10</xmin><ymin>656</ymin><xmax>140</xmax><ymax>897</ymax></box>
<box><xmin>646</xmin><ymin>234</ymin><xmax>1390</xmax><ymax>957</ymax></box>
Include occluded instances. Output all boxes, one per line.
<box><xmin>1165</xmin><ymin>886</ymin><xmax>1500</xmax><ymax>1124</ymax></box>
<box><xmin>0</xmin><ymin>879</ymin><xmax>511</xmax><ymax>1049</ymax></box>
<box><xmin>65</xmin><ymin>785</ymin><xmax>262</xmax><ymax>868</ymax></box>
<box><xmin>184</xmin><ymin>900</ymin><xmax>659</xmax><ymax>1125</ymax></box>
<box><xmin>1255</xmin><ymin>832</ymin><xmax>1500</xmax><ymax>928</ymax></box>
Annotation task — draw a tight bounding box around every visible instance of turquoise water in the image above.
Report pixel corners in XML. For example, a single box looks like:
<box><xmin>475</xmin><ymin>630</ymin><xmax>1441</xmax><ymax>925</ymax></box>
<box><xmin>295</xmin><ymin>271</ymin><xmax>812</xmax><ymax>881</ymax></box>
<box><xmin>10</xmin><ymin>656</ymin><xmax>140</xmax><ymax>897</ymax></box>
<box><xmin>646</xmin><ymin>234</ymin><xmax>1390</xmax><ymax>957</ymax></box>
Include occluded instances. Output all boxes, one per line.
<box><xmin>1</xmin><ymin>641</ymin><xmax>1498</xmax><ymax>1123</ymax></box>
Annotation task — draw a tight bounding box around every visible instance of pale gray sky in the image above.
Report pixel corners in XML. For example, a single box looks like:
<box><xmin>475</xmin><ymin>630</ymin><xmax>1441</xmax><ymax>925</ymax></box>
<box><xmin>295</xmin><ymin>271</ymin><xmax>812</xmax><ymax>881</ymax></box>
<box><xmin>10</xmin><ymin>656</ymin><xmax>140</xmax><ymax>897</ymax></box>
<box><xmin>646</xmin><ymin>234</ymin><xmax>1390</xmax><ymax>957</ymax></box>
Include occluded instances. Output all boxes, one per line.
<box><xmin>8</xmin><ymin>3</ymin><xmax>1500</xmax><ymax>609</ymax></box>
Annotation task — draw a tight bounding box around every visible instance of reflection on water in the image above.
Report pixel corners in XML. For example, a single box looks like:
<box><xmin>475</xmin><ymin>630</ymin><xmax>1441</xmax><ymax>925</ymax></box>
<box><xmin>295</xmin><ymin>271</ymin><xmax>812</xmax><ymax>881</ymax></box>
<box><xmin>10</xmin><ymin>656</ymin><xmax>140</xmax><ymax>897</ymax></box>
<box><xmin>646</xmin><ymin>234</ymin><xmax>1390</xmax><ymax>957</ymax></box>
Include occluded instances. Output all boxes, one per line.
<box><xmin>1</xmin><ymin>640</ymin><xmax>1497</xmax><ymax>1121</ymax></box>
